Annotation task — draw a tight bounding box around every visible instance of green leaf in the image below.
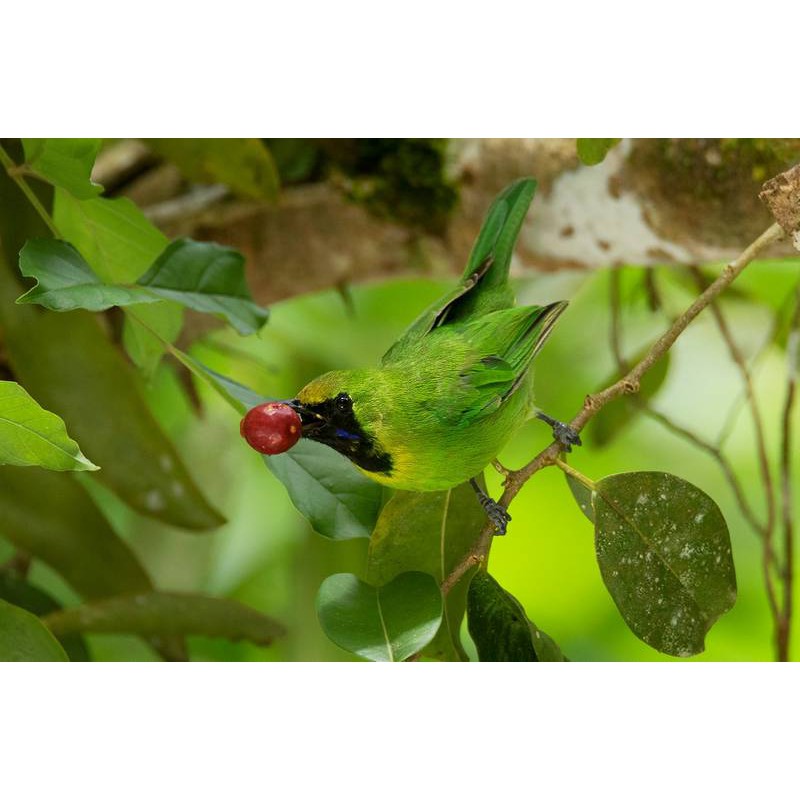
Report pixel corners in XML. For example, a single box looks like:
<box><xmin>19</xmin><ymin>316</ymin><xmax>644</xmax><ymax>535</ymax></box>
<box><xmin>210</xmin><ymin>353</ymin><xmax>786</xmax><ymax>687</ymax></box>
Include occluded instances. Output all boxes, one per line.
<box><xmin>180</xmin><ymin>360</ymin><xmax>381</xmax><ymax>539</ymax></box>
<box><xmin>366</xmin><ymin>481</ymin><xmax>486</xmax><ymax>660</ymax></box>
<box><xmin>44</xmin><ymin>592</ymin><xmax>285</xmax><ymax>647</ymax></box>
<box><xmin>467</xmin><ymin>571</ymin><xmax>565</xmax><ymax>661</ymax></box>
<box><xmin>0</xmin><ymin>598</ymin><xmax>68</xmax><ymax>661</ymax></box>
<box><xmin>53</xmin><ymin>191</ymin><xmax>168</xmax><ymax>283</ymax></box>
<box><xmin>0</xmin><ymin>572</ymin><xmax>90</xmax><ymax>661</ymax></box>
<box><xmin>19</xmin><ymin>237</ymin><xmax>269</xmax><ymax>337</ymax></box>
<box><xmin>565</xmin><ymin>471</ymin><xmax>595</xmax><ymax>522</ymax></box>
<box><xmin>53</xmin><ymin>189</ymin><xmax>181</xmax><ymax>374</ymax></box>
<box><xmin>593</xmin><ymin>471</ymin><xmax>737</xmax><ymax>657</ymax></box>
<box><xmin>22</xmin><ymin>138</ymin><xmax>102</xmax><ymax>199</ymax></box>
<box><xmin>16</xmin><ymin>239</ymin><xmax>162</xmax><ymax>312</ymax></box>
<box><xmin>266</xmin><ymin>440</ymin><xmax>383</xmax><ymax>540</ymax></box>
<box><xmin>0</xmin><ymin>466</ymin><xmax>153</xmax><ymax>599</ymax></box>
<box><xmin>137</xmin><ymin>239</ymin><xmax>269</xmax><ymax>335</ymax></box>
<box><xmin>576</xmin><ymin>138</ymin><xmax>622</xmax><ymax>166</ymax></box>
<box><xmin>0</xmin><ymin>274</ymin><xmax>224</xmax><ymax>529</ymax></box>
<box><xmin>316</xmin><ymin>572</ymin><xmax>442</xmax><ymax>662</ymax></box>
<box><xmin>590</xmin><ymin>351</ymin><xmax>671</xmax><ymax>446</ymax></box>
<box><xmin>0</xmin><ymin>379</ymin><xmax>98</xmax><ymax>471</ymax></box>
<box><xmin>146</xmin><ymin>138</ymin><xmax>280</xmax><ymax>201</ymax></box>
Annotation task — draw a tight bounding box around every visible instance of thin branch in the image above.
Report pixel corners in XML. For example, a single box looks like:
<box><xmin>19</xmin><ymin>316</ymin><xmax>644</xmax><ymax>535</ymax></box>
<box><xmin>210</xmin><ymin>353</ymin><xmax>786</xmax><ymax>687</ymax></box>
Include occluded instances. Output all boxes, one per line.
<box><xmin>443</xmin><ymin>222</ymin><xmax>785</xmax><ymax>596</ymax></box>
<box><xmin>777</xmin><ymin>287</ymin><xmax>800</xmax><ymax>661</ymax></box>
<box><xmin>688</xmin><ymin>266</ymin><xmax>780</xmax><ymax>623</ymax></box>
<box><xmin>0</xmin><ymin>144</ymin><xmax>59</xmax><ymax>237</ymax></box>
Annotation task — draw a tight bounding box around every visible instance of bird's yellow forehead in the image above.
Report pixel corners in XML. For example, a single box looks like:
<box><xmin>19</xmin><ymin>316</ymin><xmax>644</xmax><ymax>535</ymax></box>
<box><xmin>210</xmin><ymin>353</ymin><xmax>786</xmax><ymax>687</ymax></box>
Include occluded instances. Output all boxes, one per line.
<box><xmin>296</xmin><ymin>371</ymin><xmax>343</xmax><ymax>406</ymax></box>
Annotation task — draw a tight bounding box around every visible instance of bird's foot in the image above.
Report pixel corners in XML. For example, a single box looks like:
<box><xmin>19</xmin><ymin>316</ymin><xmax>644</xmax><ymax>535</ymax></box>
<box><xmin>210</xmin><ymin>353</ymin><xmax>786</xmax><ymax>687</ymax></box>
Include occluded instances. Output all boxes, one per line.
<box><xmin>535</xmin><ymin>411</ymin><xmax>582</xmax><ymax>453</ymax></box>
<box><xmin>470</xmin><ymin>478</ymin><xmax>512</xmax><ymax>536</ymax></box>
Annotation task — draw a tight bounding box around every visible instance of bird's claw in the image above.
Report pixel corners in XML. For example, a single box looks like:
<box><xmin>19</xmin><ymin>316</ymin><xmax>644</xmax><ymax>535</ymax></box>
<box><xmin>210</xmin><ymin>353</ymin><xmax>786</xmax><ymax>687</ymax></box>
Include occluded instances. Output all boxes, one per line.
<box><xmin>536</xmin><ymin>412</ymin><xmax>582</xmax><ymax>453</ymax></box>
<box><xmin>551</xmin><ymin>420</ymin><xmax>582</xmax><ymax>453</ymax></box>
<box><xmin>480</xmin><ymin>497</ymin><xmax>512</xmax><ymax>536</ymax></box>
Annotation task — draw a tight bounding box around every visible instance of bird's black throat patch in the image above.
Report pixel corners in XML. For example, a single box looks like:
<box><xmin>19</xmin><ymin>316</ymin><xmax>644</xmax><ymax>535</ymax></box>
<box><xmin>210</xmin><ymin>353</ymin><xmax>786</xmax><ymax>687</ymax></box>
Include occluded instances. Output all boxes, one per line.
<box><xmin>291</xmin><ymin>395</ymin><xmax>393</xmax><ymax>475</ymax></box>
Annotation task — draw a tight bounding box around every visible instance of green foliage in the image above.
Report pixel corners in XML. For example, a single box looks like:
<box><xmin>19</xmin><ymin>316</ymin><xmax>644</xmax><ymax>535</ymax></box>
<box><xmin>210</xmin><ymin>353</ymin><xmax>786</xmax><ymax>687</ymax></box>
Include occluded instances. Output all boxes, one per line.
<box><xmin>0</xmin><ymin>380</ymin><xmax>97</xmax><ymax>471</ymax></box>
<box><xmin>0</xmin><ymin>573</ymin><xmax>89</xmax><ymax>660</ymax></box>
<box><xmin>0</xmin><ymin>598</ymin><xmax>68</xmax><ymax>661</ymax></box>
<box><xmin>576</xmin><ymin>138</ymin><xmax>622</xmax><ymax>166</ymax></box>
<box><xmin>266</xmin><ymin>441</ymin><xmax>383</xmax><ymax>541</ymax></box>
<box><xmin>592</xmin><ymin>471</ymin><xmax>737</xmax><ymax>657</ymax></box>
<box><xmin>186</xmin><ymin>361</ymin><xmax>383</xmax><ymax>540</ymax></box>
<box><xmin>366</xmin><ymin>481</ymin><xmax>486</xmax><ymax>660</ymax></box>
<box><xmin>44</xmin><ymin>592</ymin><xmax>286</xmax><ymax>646</ymax></box>
<box><xmin>137</xmin><ymin>239</ymin><xmax>269</xmax><ymax>335</ymax></box>
<box><xmin>0</xmin><ymin>283</ymin><xmax>224</xmax><ymax>529</ymax></box>
<box><xmin>316</xmin><ymin>572</ymin><xmax>442</xmax><ymax>661</ymax></box>
<box><xmin>53</xmin><ymin>186</ymin><xmax>181</xmax><ymax>375</ymax></box>
<box><xmin>467</xmin><ymin>571</ymin><xmax>565</xmax><ymax>661</ymax></box>
<box><xmin>18</xmin><ymin>237</ymin><xmax>268</xmax><ymax>336</ymax></box>
<box><xmin>0</xmin><ymin>466</ymin><xmax>152</xmax><ymax>600</ymax></box>
<box><xmin>22</xmin><ymin>138</ymin><xmax>102</xmax><ymax>199</ymax></box>
<box><xmin>146</xmin><ymin>138</ymin><xmax>280</xmax><ymax>201</ymax></box>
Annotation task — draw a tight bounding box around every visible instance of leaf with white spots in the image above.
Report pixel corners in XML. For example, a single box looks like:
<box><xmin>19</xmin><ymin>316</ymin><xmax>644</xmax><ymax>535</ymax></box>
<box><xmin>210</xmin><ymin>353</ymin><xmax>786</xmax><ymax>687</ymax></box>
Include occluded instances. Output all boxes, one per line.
<box><xmin>593</xmin><ymin>471</ymin><xmax>736</xmax><ymax>657</ymax></box>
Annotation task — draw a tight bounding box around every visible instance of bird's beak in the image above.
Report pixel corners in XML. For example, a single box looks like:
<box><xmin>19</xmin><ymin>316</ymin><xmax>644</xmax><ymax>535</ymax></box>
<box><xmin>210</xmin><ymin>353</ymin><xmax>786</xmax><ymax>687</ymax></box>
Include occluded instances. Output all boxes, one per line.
<box><xmin>286</xmin><ymin>399</ymin><xmax>326</xmax><ymax>435</ymax></box>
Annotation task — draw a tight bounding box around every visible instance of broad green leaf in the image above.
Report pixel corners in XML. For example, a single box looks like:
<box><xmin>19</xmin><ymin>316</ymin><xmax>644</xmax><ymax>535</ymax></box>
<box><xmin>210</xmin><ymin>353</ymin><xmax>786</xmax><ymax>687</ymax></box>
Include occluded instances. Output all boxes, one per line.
<box><xmin>267</xmin><ymin>440</ymin><xmax>383</xmax><ymax>540</ymax></box>
<box><xmin>0</xmin><ymin>160</ymin><xmax>220</xmax><ymax>530</ymax></box>
<box><xmin>44</xmin><ymin>592</ymin><xmax>285</xmax><ymax>647</ymax></box>
<box><xmin>366</xmin><ymin>481</ymin><xmax>486</xmax><ymax>660</ymax></box>
<box><xmin>53</xmin><ymin>189</ymin><xmax>181</xmax><ymax>373</ymax></box>
<box><xmin>174</xmin><ymin>359</ymin><xmax>382</xmax><ymax>539</ymax></box>
<box><xmin>137</xmin><ymin>239</ymin><xmax>269</xmax><ymax>335</ymax></box>
<box><xmin>0</xmin><ymin>269</ymin><xmax>224</xmax><ymax>530</ymax></box>
<box><xmin>16</xmin><ymin>239</ymin><xmax>162</xmax><ymax>312</ymax></box>
<box><xmin>0</xmin><ymin>572</ymin><xmax>90</xmax><ymax>661</ymax></box>
<box><xmin>146</xmin><ymin>138</ymin><xmax>280</xmax><ymax>201</ymax></box>
<box><xmin>576</xmin><ymin>138</ymin><xmax>622</xmax><ymax>166</ymax></box>
<box><xmin>590</xmin><ymin>351</ymin><xmax>671</xmax><ymax>446</ymax></box>
<box><xmin>0</xmin><ymin>598</ymin><xmax>68</xmax><ymax>661</ymax></box>
<box><xmin>0</xmin><ymin>379</ymin><xmax>98</xmax><ymax>471</ymax></box>
<box><xmin>316</xmin><ymin>572</ymin><xmax>442</xmax><ymax>662</ymax></box>
<box><xmin>53</xmin><ymin>191</ymin><xmax>168</xmax><ymax>282</ymax></box>
<box><xmin>0</xmin><ymin>466</ymin><xmax>152</xmax><ymax>599</ymax></box>
<box><xmin>593</xmin><ymin>471</ymin><xmax>737</xmax><ymax>657</ymax></box>
<box><xmin>565</xmin><ymin>472</ymin><xmax>595</xmax><ymax>522</ymax></box>
<box><xmin>22</xmin><ymin>138</ymin><xmax>102</xmax><ymax>199</ymax></box>
<box><xmin>467</xmin><ymin>571</ymin><xmax>565</xmax><ymax>661</ymax></box>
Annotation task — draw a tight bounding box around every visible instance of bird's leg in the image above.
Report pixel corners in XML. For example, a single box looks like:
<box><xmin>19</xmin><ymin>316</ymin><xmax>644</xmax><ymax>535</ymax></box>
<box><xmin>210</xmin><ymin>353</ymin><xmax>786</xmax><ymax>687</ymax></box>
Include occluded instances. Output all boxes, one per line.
<box><xmin>535</xmin><ymin>411</ymin><xmax>582</xmax><ymax>453</ymax></box>
<box><xmin>470</xmin><ymin>478</ymin><xmax>511</xmax><ymax>536</ymax></box>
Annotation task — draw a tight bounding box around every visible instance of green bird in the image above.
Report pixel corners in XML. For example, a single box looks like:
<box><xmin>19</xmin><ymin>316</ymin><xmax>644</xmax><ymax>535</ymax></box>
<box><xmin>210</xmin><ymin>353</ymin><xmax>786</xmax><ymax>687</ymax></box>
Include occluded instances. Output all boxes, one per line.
<box><xmin>290</xmin><ymin>178</ymin><xmax>578</xmax><ymax>533</ymax></box>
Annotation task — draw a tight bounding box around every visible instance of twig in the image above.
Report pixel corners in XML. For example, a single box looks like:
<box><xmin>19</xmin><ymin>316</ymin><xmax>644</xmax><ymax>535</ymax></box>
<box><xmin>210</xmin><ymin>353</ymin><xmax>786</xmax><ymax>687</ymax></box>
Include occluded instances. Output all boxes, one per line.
<box><xmin>442</xmin><ymin>222</ymin><xmax>785</xmax><ymax>596</ymax></box>
<box><xmin>778</xmin><ymin>287</ymin><xmax>800</xmax><ymax>661</ymax></box>
<box><xmin>688</xmin><ymin>266</ymin><xmax>780</xmax><ymax>623</ymax></box>
<box><xmin>0</xmin><ymin>144</ymin><xmax>59</xmax><ymax>237</ymax></box>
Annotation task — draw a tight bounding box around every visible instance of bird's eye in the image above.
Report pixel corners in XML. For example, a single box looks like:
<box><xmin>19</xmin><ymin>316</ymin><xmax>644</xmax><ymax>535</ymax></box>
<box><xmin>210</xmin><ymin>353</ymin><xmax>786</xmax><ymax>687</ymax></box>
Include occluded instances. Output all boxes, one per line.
<box><xmin>335</xmin><ymin>393</ymin><xmax>353</xmax><ymax>413</ymax></box>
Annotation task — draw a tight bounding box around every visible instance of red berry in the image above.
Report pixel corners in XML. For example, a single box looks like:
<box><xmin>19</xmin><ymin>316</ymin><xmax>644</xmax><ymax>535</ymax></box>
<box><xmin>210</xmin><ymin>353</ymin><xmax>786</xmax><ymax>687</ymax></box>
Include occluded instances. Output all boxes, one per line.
<box><xmin>240</xmin><ymin>402</ymin><xmax>302</xmax><ymax>455</ymax></box>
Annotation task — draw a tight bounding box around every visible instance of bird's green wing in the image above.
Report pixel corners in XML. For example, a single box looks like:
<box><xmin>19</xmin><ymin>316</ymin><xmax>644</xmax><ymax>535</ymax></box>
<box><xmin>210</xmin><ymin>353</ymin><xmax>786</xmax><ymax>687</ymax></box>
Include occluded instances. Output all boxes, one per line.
<box><xmin>382</xmin><ymin>178</ymin><xmax>538</xmax><ymax>366</ymax></box>
<box><xmin>430</xmin><ymin>302</ymin><xmax>567</xmax><ymax>427</ymax></box>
